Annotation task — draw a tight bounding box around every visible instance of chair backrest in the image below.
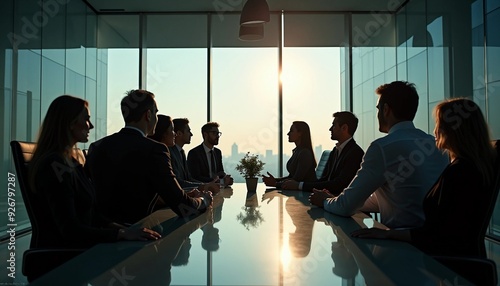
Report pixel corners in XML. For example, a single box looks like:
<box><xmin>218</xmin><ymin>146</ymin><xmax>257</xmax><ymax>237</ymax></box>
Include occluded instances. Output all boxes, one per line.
<box><xmin>479</xmin><ymin>140</ymin><xmax>500</xmax><ymax>254</ymax></box>
<box><xmin>10</xmin><ymin>141</ymin><xmax>40</xmax><ymax>247</ymax></box>
<box><xmin>315</xmin><ymin>150</ymin><xmax>331</xmax><ymax>179</ymax></box>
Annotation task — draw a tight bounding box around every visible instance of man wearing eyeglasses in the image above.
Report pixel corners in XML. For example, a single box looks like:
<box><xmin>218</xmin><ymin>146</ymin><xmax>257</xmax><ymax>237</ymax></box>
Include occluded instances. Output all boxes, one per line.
<box><xmin>187</xmin><ymin>122</ymin><xmax>233</xmax><ymax>186</ymax></box>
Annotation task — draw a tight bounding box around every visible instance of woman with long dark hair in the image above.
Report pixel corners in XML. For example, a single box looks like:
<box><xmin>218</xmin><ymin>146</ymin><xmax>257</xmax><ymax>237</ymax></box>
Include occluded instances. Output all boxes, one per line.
<box><xmin>263</xmin><ymin>121</ymin><xmax>317</xmax><ymax>188</ymax></box>
<box><xmin>29</xmin><ymin>95</ymin><xmax>160</xmax><ymax>249</ymax></box>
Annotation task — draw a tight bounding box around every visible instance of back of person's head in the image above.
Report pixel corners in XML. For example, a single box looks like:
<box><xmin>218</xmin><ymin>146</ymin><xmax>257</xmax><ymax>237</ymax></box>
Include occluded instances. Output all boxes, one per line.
<box><xmin>333</xmin><ymin>111</ymin><xmax>359</xmax><ymax>136</ymax></box>
<box><xmin>148</xmin><ymin>115</ymin><xmax>172</xmax><ymax>142</ymax></box>
<box><xmin>434</xmin><ymin>98</ymin><xmax>496</xmax><ymax>186</ymax></box>
<box><xmin>201</xmin><ymin>122</ymin><xmax>220</xmax><ymax>137</ymax></box>
<box><xmin>30</xmin><ymin>95</ymin><xmax>88</xmax><ymax>191</ymax></box>
<box><xmin>376</xmin><ymin>81</ymin><xmax>419</xmax><ymax>121</ymax></box>
<box><xmin>121</xmin><ymin>89</ymin><xmax>156</xmax><ymax>123</ymax></box>
<box><xmin>173</xmin><ymin>118</ymin><xmax>189</xmax><ymax>133</ymax></box>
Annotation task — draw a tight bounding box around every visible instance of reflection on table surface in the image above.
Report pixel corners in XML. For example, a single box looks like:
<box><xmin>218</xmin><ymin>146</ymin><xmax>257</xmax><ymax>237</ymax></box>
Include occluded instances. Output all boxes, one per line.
<box><xmin>30</xmin><ymin>183</ymin><xmax>471</xmax><ymax>286</ymax></box>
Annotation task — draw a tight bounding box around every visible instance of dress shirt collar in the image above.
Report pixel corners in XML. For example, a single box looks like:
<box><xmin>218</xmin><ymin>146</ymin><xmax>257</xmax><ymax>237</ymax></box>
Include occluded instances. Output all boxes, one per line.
<box><xmin>175</xmin><ymin>144</ymin><xmax>183</xmax><ymax>152</ymax></box>
<box><xmin>124</xmin><ymin>126</ymin><xmax>146</xmax><ymax>137</ymax></box>
<box><xmin>388</xmin><ymin>121</ymin><xmax>415</xmax><ymax>134</ymax></box>
<box><xmin>335</xmin><ymin>137</ymin><xmax>352</xmax><ymax>154</ymax></box>
<box><xmin>202</xmin><ymin>143</ymin><xmax>214</xmax><ymax>154</ymax></box>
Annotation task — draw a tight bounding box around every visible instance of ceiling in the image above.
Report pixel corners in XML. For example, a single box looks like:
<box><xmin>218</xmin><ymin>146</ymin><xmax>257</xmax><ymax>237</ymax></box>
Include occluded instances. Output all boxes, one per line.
<box><xmin>84</xmin><ymin>0</ymin><xmax>406</xmax><ymax>14</ymax></box>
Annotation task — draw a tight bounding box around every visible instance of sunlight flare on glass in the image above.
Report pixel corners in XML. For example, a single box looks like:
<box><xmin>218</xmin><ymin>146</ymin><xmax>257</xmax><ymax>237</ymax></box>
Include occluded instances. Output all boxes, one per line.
<box><xmin>281</xmin><ymin>235</ymin><xmax>292</xmax><ymax>270</ymax></box>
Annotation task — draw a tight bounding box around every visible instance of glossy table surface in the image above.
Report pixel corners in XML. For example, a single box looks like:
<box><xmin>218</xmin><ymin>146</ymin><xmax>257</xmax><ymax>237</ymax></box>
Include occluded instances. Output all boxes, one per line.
<box><xmin>30</xmin><ymin>183</ymin><xmax>471</xmax><ymax>285</ymax></box>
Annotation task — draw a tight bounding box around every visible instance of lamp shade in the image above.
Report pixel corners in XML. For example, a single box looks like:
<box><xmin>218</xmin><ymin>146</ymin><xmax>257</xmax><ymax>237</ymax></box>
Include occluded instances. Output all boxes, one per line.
<box><xmin>240</xmin><ymin>0</ymin><xmax>270</xmax><ymax>26</ymax></box>
<box><xmin>239</xmin><ymin>24</ymin><xmax>264</xmax><ymax>41</ymax></box>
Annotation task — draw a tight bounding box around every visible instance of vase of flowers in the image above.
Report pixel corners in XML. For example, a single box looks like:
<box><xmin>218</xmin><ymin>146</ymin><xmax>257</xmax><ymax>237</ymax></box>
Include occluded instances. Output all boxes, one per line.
<box><xmin>235</xmin><ymin>152</ymin><xmax>265</xmax><ymax>192</ymax></box>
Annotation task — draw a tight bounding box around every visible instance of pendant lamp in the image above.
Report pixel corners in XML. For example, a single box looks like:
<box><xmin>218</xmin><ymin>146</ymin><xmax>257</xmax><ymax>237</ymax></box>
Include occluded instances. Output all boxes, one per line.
<box><xmin>239</xmin><ymin>24</ymin><xmax>264</xmax><ymax>41</ymax></box>
<box><xmin>240</xmin><ymin>0</ymin><xmax>270</xmax><ymax>26</ymax></box>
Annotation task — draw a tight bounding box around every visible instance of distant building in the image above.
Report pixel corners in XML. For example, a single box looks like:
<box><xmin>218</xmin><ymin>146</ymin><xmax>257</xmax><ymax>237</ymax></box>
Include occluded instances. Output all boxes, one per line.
<box><xmin>231</xmin><ymin>143</ymin><xmax>238</xmax><ymax>158</ymax></box>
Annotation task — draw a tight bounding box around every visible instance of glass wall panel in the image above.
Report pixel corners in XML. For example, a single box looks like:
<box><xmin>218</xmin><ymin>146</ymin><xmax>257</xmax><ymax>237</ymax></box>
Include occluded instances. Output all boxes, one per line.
<box><xmin>486</xmin><ymin>8</ymin><xmax>500</xmax><ymax>83</ymax></box>
<box><xmin>65</xmin><ymin>69</ymin><xmax>85</xmax><ymax>97</ymax></box>
<box><xmin>407</xmin><ymin>48</ymin><xmax>429</xmax><ymax>132</ymax></box>
<box><xmin>99</xmin><ymin>14</ymin><xmax>140</xmax><ymax>136</ymax></box>
<box><xmin>282</xmin><ymin>47</ymin><xmax>341</xmax><ymax>165</ymax></box>
<box><xmin>106</xmin><ymin>49</ymin><xmax>139</xmax><ymax>134</ymax></box>
<box><xmin>17</xmin><ymin>50</ymin><xmax>41</xmax><ymax>141</ymax></box>
<box><xmin>211</xmin><ymin>48</ymin><xmax>279</xmax><ymax>185</ymax></box>
<box><xmin>471</xmin><ymin>0</ymin><xmax>486</xmax><ymax>111</ymax></box>
<box><xmin>146</xmin><ymin>48</ymin><xmax>207</xmax><ymax>154</ymax></box>
<box><xmin>351</xmin><ymin>14</ymin><xmax>396</xmax><ymax>149</ymax></box>
<box><xmin>41</xmin><ymin>0</ymin><xmax>66</xmax><ymax>66</ymax></box>
<box><xmin>145</xmin><ymin>15</ymin><xmax>208</xmax><ymax>155</ymax></box>
<box><xmin>487</xmin><ymin>0</ymin><xmax>500</xmax><ymax>13</ymax></box>
<box><xmin>66</xmin><ymin>0</ymin><xmax>86</xmax><ymax>75</ymax></box>
<box><xmin>41</xmin><ymin>58</ymin><xmax>65</xmax><ymax>115</ymax></box>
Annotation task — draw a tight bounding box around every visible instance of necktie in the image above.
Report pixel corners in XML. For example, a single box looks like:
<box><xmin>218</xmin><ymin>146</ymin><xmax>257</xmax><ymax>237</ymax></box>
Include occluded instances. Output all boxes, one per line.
<box><xmin>180</xmin><ymin>149</ymin><xmax>189</xmax><ymax>179</ymax></box>
<box><xmin>209</xmin><ymin>150</ymin><xmax>216</xmax><ymax>178</ymax></box>
<box><xmin>328</xmin><ymin>148</ymin><xmax>339</xmax><ymax>180</ymax></box>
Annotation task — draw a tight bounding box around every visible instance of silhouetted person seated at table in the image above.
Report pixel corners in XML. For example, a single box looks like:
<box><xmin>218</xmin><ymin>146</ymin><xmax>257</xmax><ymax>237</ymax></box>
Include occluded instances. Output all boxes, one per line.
<box><xmin>187</xmin><ymin>122</ymin><xmax>233</xmax><ymax>186</ymax></box>
<box><xmin>281</xmin><ymin>112</ymin><xmax>364</xmax><ymax>195</ymax></box>
<box><xmin>263</xmin><ymin>121</ymin><xmax>317</xmax><ymax>188</ymax></box>
<box><xmin>86</xmin><ymin>90</ymin><xmax>212</xmax><ymax>225</ymax></box>
<box><xmin>167</xmin><ymin>118</ymin><xmax>207</xmax><ymax>189</ymax></box>
<box><xmin>29</xmin><ymin>95</ymin><xmax>160</xmax><ymax>250</ymax></box>
<box><xmin>148</xmin><ymin>115</ymin><xmax>218</xmax><ymax>196</ymax></box>
<box><xmin>352</xmin><ymin>98</ymin><xmax>498</xmax><ymax>258</ymax></box>
<box><xmin>310</xmin><ymin>81</ymin><xmax>449</xmax><ymax>229</ymax></box>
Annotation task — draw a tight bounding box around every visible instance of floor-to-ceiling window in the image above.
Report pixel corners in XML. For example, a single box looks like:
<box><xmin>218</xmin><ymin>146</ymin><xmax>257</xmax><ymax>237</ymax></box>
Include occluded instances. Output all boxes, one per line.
<box><xmin>283</xmin><ymin>13</ymin><xmax>343</xmax><ymax>167</ymax></box>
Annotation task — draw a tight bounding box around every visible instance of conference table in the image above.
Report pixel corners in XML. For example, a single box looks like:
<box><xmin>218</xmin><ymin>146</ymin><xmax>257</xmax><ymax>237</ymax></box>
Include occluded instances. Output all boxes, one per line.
<box><xmin>29</xmin><ymin>183</ymin><xmax>471</xmax><ymax>285</ymax></box>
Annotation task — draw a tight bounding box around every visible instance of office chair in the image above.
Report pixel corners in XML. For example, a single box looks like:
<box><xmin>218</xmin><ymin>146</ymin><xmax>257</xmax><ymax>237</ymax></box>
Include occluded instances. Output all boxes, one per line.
<box><xmin>315</xmin><ymin>150</ymin><xmax>331</xmax><ymax>179</ymax></box>
<box><xmin>433</xmin><ymin>255</ymin><xmax>497</xmax><ymax>286</ymax></box>
<box><xmin>432</xmin><ymin>140</ymin><xmax>500</xmax><ymax>286</ymax></box>
<box><xmin>10</xmin><ymin>141</ymin><xmax>84</xmax><ymax>282</ymax></box>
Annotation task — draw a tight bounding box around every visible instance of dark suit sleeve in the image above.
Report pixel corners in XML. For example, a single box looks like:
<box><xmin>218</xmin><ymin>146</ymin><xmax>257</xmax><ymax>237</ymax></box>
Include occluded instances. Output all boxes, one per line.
<box><xmin>150</xmin><ymin>145</ymin><xmax>208</xmax><ymax>217</ymax></box>
<box><xmin>168</xmin><ymin>147</ymin><xmax>202</xmax><ymax>189</ymax></box>
<box><xmin>187</xmin><ymin>147</ymin><xmax>214</xmax><ymax>183</ymax></box>
<box><xmin>37</xmin><ymin>155</ymin><xmax>118</xmax><ymax>247</ymax></box>
<box><xmin>302</xmin><ymin>144</ymin><xmax>364</xmax><ymax>195</ymax></box>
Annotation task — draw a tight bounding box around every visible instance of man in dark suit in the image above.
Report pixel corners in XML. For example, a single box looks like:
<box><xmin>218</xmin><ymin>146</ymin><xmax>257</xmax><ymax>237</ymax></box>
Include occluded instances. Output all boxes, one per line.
<box><xmin>168</xmin><ymin>118</ymin><xmax>205</xmax><ymax>189</ymax></box>
<box><xmin>86</xmin><ymin>90</ymin><xmax>212</xmax><ymax>224</ymax></box>
<box><xmin>281</xmin><ymin>111</ymin><xmax>364</xmax><ymax>195</ymax></box>
<box><xmin>187</xmin><ymin>122</ymin><xmax>233</xmax><ymax>186</ymax></box>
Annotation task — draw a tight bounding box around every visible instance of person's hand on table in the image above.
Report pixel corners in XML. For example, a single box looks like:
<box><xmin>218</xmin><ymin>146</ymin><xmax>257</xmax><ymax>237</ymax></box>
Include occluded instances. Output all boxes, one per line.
<box><xmin>224</xmin><ymin>175</ymin><xmax>234</xmax><ymax>187</ymax></box>
<box><xmin>262</xmin><ymin>172</ymin><xmax>277</xmax><ymax>187</ymax></box>
<box><xmin>187</xmin><ymin>188</ymin><xmax>202</xmax><ymax>198</ymax></box>
<box><xmin>118</xmin><ymin>227</ymin><xmax>161</xmax><ymax>241</ymax></box>
<box><xmin>281</xmin><ymin>179</ymin><xmax>299</xmax><ymax>190</ymax></box>
<box><xmin>200</xmin><ymin>182</ymin><xmax>220</xmax><ymax>194</ymax></box>
<box><xmin>202</xmin><ymin>191</ymin><xmax>213</xmax><ymax>207</ymax></box>
<box><xmin>309</xmin><ymin>188</ymin><xmax>335</xmax><ymax>207</ymax></box>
